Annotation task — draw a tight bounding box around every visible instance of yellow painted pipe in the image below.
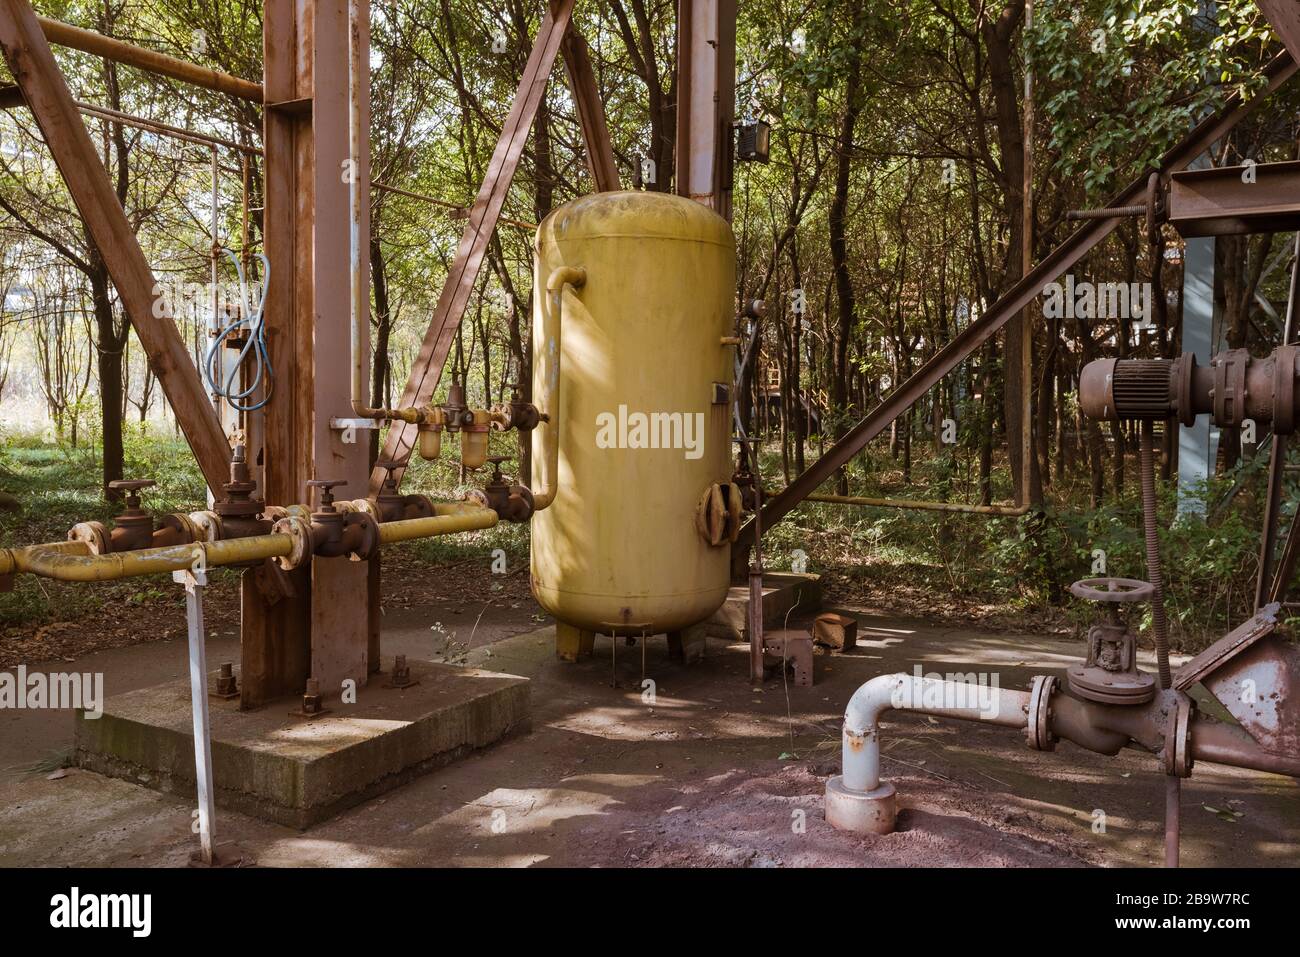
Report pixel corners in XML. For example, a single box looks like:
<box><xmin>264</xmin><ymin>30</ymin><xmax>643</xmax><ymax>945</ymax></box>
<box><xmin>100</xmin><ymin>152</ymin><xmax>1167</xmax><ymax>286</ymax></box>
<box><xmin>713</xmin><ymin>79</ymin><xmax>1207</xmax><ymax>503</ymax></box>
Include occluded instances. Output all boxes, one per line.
<box><xmin>533</xmin><ymin>266</ymin><xmax>586</xmax><ymax>510</ymax></box>
<box><xmin>5</xmin><ymin>534</ymin><xmax>291</xmax><ymax>582</ymax></box>
<box><xmin>376</xmin><ymin>508</ymin><xmax>498</xmax><ymax>545</ymax></box>
<box><xmin>432</xmin><ymin>502</ymin><xmax>489</xmax><ymax>516</ymax></box>
<box><xmin>0</xmin><ymin>539</ymin><xmax>90</xmax><ymax>577</ymax></box>
<box><xmin>804</xmin><ymin>492</ymin><xmax>1031</xmax><ymax>517</ymax></box>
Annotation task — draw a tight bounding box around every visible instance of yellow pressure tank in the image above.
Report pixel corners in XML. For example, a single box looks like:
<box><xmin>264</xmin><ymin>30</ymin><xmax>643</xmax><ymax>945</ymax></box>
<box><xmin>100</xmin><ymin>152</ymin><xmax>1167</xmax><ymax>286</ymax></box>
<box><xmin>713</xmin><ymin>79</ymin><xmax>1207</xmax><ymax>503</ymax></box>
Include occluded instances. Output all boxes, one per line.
<box><xmin>529</xmin><ymin>191</ymin><xmax>736</xmax><ymax>656</ymax></box>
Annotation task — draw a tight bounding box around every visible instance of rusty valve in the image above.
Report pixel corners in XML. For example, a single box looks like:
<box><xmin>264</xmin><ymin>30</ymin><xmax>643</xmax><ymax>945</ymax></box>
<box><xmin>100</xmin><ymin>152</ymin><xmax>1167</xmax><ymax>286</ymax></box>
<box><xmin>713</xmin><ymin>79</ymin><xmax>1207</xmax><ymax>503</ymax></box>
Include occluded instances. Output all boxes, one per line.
<box><xmin>470</xmin><ymin>456</ymin><xmax>535</xmax><ymax>523</ymax></box>
<box><xmin>106</xmin><ymin>479</ymin><xmax>158</xmax><ymax>551</ymax></box>
<box><xmin>306</xmin><ymin>479</ymin><xmax>379</xmax><ymax>562</ymax></box>
<box><xmin>1067</xmin><ymin>578</ymin><xmax>1157</xmax><ymax>706</ymax></box>
<box><xmin>491</xmin><ymin>382</ymin><xmax>542</xmax><ymax>432</ymax></box>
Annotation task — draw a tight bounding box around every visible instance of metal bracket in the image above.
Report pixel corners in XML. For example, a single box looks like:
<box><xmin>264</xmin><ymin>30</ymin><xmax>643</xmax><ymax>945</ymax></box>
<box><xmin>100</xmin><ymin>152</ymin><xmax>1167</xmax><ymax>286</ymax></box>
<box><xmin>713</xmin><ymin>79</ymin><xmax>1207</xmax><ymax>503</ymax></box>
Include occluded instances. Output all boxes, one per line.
<box><xmin>330</xmin><ymin>417</ymin><xmax>380</xmax><ymax>445</ymax></box>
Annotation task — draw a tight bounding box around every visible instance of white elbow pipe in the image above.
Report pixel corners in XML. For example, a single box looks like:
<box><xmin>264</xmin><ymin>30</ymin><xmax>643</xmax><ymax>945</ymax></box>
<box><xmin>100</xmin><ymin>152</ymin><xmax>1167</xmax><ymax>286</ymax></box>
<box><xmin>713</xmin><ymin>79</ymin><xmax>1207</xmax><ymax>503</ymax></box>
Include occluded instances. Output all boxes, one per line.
<box><xmin>828</xmin><ymin>672</ymin><xmax>1032</xmax><ymax>834</ymax></box>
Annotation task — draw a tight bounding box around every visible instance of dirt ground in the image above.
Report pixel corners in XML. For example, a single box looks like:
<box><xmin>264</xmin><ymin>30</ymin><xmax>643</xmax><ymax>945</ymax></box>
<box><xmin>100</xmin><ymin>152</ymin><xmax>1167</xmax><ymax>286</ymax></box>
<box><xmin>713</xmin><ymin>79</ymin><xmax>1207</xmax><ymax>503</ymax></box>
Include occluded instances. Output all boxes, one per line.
<box><xmin>0</xmin><ymin>577</ymin><xmax>1296</xmax><ymax>868</ymax></box>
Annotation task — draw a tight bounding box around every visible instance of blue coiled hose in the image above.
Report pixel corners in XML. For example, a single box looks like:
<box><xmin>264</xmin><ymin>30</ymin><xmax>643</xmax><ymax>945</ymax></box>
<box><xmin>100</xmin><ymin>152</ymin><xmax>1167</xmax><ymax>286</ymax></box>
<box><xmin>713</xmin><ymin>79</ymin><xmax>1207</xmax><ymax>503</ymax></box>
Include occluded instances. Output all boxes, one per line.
<box><xmin>202</xmin><ymin>249</ymin><xmax>273</xmax><ymax>413</ymax></box>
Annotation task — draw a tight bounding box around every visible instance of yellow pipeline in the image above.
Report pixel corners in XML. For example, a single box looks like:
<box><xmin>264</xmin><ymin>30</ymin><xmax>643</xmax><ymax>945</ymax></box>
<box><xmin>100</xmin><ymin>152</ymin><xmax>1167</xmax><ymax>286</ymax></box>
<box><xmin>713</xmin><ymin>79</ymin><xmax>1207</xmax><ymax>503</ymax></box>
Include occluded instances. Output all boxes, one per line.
<box><xmin>377</xmin><ymin>507</ymin><xmax>498</xmax><ymax>545</ymax></box>
<box><xmin>1</xmin><ymin>534</ymin><xmax>291</xmax><ymax>582</ymax></box>
<box><xmin>0</xmin><ymin>539</ymin><xmax>89</xmax><ymax>577</ymax></box>
<box><xmin>532</xmin><ymin>266</ymin><xmax>586</xmax><ymax>510</ymax></box>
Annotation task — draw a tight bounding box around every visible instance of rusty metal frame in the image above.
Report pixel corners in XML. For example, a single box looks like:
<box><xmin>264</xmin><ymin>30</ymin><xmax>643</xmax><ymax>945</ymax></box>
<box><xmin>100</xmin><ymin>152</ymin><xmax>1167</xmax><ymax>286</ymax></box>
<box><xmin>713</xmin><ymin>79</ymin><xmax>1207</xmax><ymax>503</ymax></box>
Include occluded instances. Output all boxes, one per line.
<box><xmin>0</xmin><ymin>0</ymin><xmax>234</xmax><ymax>493</ymax></box>
<box><xmin>735</xmin><ymin>50</ymin><xmax>1300</xmax><ymax>549</ymax></box>
<box><xmin>35</xmin><ymin>14</ymin><xmax>262</xmax><ymax>102</ymax></box>
<box><xmin>561</xmin><ymin>27</ymin><xmax>619</xmax><ymax>192</ymax></box>
<box><xmin>372</xmin><ymin>0</ymin><xmax>580</xmax><ymax>492</ymax></box>
<box><xmin>1167</xmin><ymin>160</ymin><xmax>1300</xmax><ymax>237</ymax></box>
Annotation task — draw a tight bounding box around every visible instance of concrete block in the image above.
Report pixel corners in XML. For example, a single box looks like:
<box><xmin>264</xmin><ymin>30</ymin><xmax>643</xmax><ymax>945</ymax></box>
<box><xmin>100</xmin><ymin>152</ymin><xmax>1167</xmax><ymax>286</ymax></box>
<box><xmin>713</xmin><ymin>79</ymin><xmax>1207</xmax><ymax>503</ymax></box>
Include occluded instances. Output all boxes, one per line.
<box><xmin>74</xmin><ymin>658</ymin><xmax>529</xmax><ymax>829</ymax></box>
<box><xmin>706</xmin><ymin>572</ymin><xmax>822</xmax><ymax>640</ymax></box>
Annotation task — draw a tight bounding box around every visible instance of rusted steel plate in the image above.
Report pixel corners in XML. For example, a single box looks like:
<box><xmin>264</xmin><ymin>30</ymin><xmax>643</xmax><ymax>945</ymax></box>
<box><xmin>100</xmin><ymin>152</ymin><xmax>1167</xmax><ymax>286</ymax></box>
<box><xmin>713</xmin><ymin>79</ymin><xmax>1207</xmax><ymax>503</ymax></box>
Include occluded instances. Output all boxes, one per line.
<box><xmin>1175</xmin><ymin>603</ymin><xmax>1279</xmax><ymax>691</ymax></box>
<box><xmin>1167</xmin><ymin>160</ymin><xmax>1300</xmax><ymax>237</ymax></box>
<box><xmin>1204</xmin><ymin>635</ymin><xmax>1300</xmax><ymax>757</ymax></box>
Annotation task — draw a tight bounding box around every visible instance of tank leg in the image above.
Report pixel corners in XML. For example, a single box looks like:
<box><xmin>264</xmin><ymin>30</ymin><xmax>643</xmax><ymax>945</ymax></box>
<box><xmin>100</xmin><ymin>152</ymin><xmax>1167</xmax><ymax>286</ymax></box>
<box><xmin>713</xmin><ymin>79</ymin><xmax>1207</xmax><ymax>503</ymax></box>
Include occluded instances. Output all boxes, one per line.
<box><xmin>667</xmin><ymin>623</ymin><xmax>708</xmax><ymax>664</ymax></box>
<box><xmin>556</xmin><ymin>622</ymin><xmax>596</xmax><ymax>662</ymax></box>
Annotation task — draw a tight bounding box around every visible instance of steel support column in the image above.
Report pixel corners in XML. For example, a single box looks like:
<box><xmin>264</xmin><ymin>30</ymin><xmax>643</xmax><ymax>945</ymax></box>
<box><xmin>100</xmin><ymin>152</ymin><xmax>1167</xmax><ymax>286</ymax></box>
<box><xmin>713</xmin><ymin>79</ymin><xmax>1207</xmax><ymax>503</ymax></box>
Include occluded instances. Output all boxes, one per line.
<box><xmin>674</xmin><ymin>0</ymin><xmax>736</xmax><ymax>219</ymax></box>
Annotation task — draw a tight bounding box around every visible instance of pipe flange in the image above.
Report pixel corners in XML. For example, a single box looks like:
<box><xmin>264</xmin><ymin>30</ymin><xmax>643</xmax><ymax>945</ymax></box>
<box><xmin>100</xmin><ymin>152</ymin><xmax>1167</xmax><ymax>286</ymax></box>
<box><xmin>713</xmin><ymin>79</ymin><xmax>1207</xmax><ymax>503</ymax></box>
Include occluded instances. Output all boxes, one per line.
<box><xmin>349</xmin><ymin>498</ymin><xmax>382</xmax><ymax>521</ymax></box>
<box><xmin>1274</xmin><ymin>344</ymin><xmax>1297</xmax><ymax>435</ymax></box>
<box><xmin>695</xmin><ymin>484</ymin><xmax>729</xmax><ymax>547</ymax></box>
<box><xmin>159</xmin><ymin>512</ymin><xmax>203</xmax><ymax>544</ymax></box>
<box><xmin>188</xmin><ymin>510</ymin><xmax>222</xmax><ymax>543</ymax></box>
<box><xmin>272</xmin><ymin>516</ymin><xmax>313</xmax><ymax>570</ymax></box>
<box><xmin>1174</xmin><ymin>352</ymin><xmax>1197</xmax><ymax>427</ymax></box>
<box><xmin>725</xmin><ymin>482</ymin><xmax>744</xmax><ymax>543</ymax></box>
<box><xmin>1163</xmin><ymin>692</ymin><xmax>1195</xmax><ymax>778</ymax></box>
<box><xmin>1025</xmin><ymin>675</ymin><xmax>1059</xmax><ymax>752</ymax></box>
<box><xmin>346</xmin><ymin>512</ymin><xmax>380</xmax><ymax>563</ymax></box>
<box><xmin>68</xmin><ymin>521</ymin><xmax>109</xmax><ymax>555</ymax></box>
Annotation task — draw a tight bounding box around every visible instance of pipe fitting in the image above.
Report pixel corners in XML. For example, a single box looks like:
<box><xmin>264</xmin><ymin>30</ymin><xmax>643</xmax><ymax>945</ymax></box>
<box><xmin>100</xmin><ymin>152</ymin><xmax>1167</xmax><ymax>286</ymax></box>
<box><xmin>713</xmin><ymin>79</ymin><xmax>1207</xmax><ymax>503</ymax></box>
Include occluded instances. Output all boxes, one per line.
<box><xmin>826</xmin><ymin>672</ymin><xmax>1032</xmax><ymax>835</ymax></box>
<box><xmin>532</xmin><ymin>266</ymin><xmax>585</xmax><ymax>511</ymax></box>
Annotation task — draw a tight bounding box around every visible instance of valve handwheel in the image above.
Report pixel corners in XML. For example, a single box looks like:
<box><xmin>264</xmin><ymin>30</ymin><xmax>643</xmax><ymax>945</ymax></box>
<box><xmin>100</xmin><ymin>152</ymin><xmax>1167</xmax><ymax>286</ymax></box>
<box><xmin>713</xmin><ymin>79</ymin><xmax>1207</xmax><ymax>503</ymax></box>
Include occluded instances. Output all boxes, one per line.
<box><xmin>306</xmin><ymin>479</ymin><xmax>346</xmax><ymax>510</ymax></box>
<box><xmin>1068</xmin><ymin>577</ymin><xmax>1154</xmax><ymax>604</ymax></box>
<box><xmin>109</xmin><ymin>479</ymin><xmax>156</xmax><ymax>493</ymax></box>
<box><xmin>1067</xmin><ymin>577</ymin><xmax>1157</xmax><ymax>706</ymax></box>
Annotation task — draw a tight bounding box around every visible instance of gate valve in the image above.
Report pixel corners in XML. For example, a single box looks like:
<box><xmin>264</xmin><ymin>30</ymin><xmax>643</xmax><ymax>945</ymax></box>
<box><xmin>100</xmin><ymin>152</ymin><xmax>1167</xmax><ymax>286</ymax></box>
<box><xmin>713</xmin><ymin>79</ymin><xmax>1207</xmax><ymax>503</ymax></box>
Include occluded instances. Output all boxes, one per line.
<box><xmin>307</xmin><ymin>479</ymin><xmax>378</xmax><ymax>561</ymax></box>
<box><xmin>492</xmin><ymin>382</ymin><xmax>541</xmax><ymax>432</ymax></box>
<box><xmin>1067</xmin><ymin>578</ymin><xmax>1157</xmax><ymax>705</ymax></box>
<box><xmin>107</xmin><ymin>479</ymin><xmax>158</xmax><ymax>551</ymax></box>
<box><xmin>373</xmin><ymin>461</ymin><xmax>407</xmax><ymax>523</ymax></box>
<box><xmin>307</xmin><ymin>479</ymin><xmax>347</xmax><ymax>548</ymax></box>
<box><xmin>213</xmin><ymin>445</ymin><xmax>268</xmax><ymax>538</ymax></box>
<box><xmin>475</xmin><ymin>456</ymin><xmax>535</xmax><ymax>523</ymax></box>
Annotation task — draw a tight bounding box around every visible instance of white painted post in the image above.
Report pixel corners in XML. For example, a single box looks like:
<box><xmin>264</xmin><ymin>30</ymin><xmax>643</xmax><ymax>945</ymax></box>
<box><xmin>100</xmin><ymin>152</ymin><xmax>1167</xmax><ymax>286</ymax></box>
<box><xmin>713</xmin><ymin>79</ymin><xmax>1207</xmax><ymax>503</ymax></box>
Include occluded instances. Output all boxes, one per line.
<box><xmin>175</xmin><ymin>561</ymin><xmax>216</xmax><ymax>864</ymax></box>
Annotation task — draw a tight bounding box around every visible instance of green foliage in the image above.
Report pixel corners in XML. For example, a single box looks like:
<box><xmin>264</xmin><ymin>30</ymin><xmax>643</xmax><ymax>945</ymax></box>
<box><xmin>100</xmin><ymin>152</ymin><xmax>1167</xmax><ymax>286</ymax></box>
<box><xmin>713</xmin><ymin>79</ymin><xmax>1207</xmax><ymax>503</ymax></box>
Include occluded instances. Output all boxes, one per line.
<box><xmin>1032</xmin><ymin>0</ymin><xmax>1275</xmax><ymax>194</ymax></box>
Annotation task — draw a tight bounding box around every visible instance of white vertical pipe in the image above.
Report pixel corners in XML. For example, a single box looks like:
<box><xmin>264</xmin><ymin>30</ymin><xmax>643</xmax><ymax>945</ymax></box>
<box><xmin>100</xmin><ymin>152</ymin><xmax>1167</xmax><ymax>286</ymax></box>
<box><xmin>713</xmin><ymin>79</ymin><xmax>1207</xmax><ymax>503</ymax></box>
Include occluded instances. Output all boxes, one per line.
<box><xmin>180</xmin><ymin>571</ymin><xmax>216</xmax><ymax>864</ymax></box>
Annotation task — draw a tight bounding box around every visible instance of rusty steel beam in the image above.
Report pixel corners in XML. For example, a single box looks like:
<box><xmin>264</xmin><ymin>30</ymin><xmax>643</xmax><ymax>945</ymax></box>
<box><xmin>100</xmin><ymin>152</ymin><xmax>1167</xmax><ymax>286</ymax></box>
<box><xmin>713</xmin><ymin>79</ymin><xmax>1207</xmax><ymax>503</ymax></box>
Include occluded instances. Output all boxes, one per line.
<box><xmin>736</xmin><ymin>50</ymin><xmax>1300</xmax><ymax>548</ymax></box>
<box><xmin>373</xmin><ymin>0</ymin><xmax>577</xmax><ymax>493</ymax></box>
<box><xmin>1256</xmin><ymin>0</ymin><xmax>1300</xmax><ymax>63</ymax></box>
<box><xmin>561</xmin><ymin>27</ymin><xmax>619</xmax><ymax>191</ymax></box>
<box><xmin>1168</xmin><ymin>160</ymin><xmax>1300</xmax><ymax>237</ymax></box>
<box><xmin>0</xmin><ymin>0</ymin><xmax>232</xmax><ymax>493</ymax></box>
<box><xmin>36</xmin><ymin>15</ymin><xmax>263</xmax><ymax>102</ymax></box>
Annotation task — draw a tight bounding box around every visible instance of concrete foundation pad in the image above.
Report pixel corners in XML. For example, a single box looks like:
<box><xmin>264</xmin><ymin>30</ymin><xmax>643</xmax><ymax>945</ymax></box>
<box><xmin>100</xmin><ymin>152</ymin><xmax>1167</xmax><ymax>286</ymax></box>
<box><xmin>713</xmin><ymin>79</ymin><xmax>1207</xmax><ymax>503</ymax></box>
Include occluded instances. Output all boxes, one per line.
<box><xmin>707</xmin><ymin>572</ymin><xmax>822</xmax><ymax>640</ymax></box>
<box><xmin>74</xmin><ymin>658</ymin><xmax>529</xmax><ymax>829</ymax></box>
